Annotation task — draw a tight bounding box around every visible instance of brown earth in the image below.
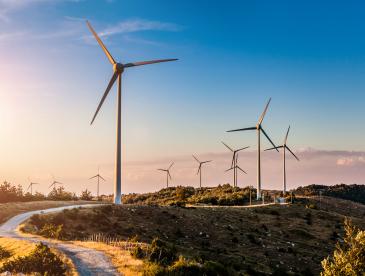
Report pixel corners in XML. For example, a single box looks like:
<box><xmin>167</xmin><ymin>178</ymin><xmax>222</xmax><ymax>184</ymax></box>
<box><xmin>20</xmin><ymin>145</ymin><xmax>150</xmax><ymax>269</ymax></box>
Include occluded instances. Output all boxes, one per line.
<box><xmin>22</xmin><ymin>196</ymin><xmax>365</xmax><ymax>275</ymax></box>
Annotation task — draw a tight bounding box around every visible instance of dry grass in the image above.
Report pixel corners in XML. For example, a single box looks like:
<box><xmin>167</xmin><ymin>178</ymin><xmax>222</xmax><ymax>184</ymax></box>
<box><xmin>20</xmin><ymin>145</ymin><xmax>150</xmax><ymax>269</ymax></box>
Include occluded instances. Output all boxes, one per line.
<box><xmin>0</xmin><ymin>237</ymin><xmax>77</xmax><ymax>275</ymax></box>
<box><xmin>0</xmin><ymin>200</ymin><xmax>94</xmax><ymax>225</ymax></box>
<box><xmin>73</xmin><ymin>241</ymin><xmax>144</xmax><ymax>276</ymax></box>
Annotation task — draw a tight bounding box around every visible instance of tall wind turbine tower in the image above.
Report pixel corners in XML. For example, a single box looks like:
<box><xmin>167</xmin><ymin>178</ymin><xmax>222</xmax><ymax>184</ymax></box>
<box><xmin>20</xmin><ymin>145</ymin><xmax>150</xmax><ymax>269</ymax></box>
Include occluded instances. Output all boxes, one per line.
<box><xmin>158</xmin><ymin>162</ymin><xmax>174</xmax><ymax>188</ymax></box>
<box><xmin>86</xmin><ymin>21</ymin><xmax>178</xmax><ymax>204</ymax></box>
<box><xmin>265</xmin><ymin>126</ymin><xmax>299</xmax><ymax>193</ymax></box>
<box><xmin>89</xmin><ymin>167</ymin><xmax>105</xmax><ymax>198</ymax></box>
<box><xmin>227</xmin><ymin>98</ymin><xmax>278</xmax><ymax>199</ymax></box>
<box><xmin>221</xmin><ymin>142</ymin><xmax>249</xmax><ymax>187</ymax></box>
<box><xmin>192</xmin><ymin>155</ymin><xmax>212</xmax><ymax>188</ymax></box>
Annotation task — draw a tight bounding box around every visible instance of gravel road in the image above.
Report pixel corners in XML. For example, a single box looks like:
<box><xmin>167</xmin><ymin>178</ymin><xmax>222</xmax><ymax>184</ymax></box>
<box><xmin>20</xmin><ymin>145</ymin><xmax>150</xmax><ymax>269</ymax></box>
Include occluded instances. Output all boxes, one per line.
<box><xmin>0</xmin><ymin>204</ymin><xmax>119</xmax><ymax>276</ymax></box>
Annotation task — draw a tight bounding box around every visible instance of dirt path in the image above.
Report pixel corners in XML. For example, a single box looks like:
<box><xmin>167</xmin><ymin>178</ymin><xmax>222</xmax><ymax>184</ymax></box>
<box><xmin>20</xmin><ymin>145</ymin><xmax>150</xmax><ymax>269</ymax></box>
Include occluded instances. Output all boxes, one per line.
<box><xmin>0</xmin><ymin>204</ymin><xmax>119</xmax><ymax>276</ymax></box>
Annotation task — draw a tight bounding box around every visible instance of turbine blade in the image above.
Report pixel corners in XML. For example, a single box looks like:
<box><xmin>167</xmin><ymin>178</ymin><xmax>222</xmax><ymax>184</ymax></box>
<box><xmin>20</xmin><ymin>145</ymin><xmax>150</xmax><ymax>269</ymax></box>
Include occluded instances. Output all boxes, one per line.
<box><xmin>237</xmin><ymin>166</ymin><xmax>247</xmax><ymax>174</ymax></box>
<box><xmin>124</xmin><ymin>59</ymin><xmax>178</xmax><ymax>68</ymax></box>
<box><xmin>202</xmin><ymin>160</ymin><xmax>212</xmax><ymax>164</ymax></box>
<box><xmin>231</xmin><ymin>154</ymin><xmax>235</xmax><ymax>169</ymax></box>
<box><xmin>168</xmin><ymin>162</ymin><xmax>174</xmax><ymax>170</ymax></box>
<box><xmin>221</xmin><ymin>141</ymin><xmax>234</xmax><ymax>152</ymax></box>
<box><xmin>261</xmin><ymin>128</ymin><xmax>279</xmax><ymax>152</ymax></box>
<box><xmin>192</xmin><ymin>155</ymin><xmax>200</xmax><ymax>163</ymax></box>
<box><xmin>168</xmin><ymin>171</ymin><xmax>172</xmax><ymax>179</ymax></box>
<box><xmin>157</xmin><ymin>169</ymin><xmax>166</xmax><ymax>171</ymax></box>
<box><xmin>264</xmin><ymin>145</ymin><xmax>283</xmax><ymax>151</ymax></box>
<box><xmin>227</xmin><ymin>126</ymin><xmax>256</xmax><ymax>133</ymax></box>
<box><xmin>99</xmin><ymin>175</ymin><xmax>106</xmax><ymax>181</ymax></box>
<box><xmin>258</xmin><ymin>98</ymin><xmax>271</xmax><ymax>125</ymax></box>
<box><xmin>89</xmin><ymin>175</ymin><xmax>98</xmax><ymax>180</ymax></box>
<box><xmin>86</xmin><ymin>21</ymin><xmax>116</xmax><ymax>65</ymax></box>
<box><xmin>284</xmin><ymin>125</ymin><xmax>290</xmax><ymax>145</ymax></box>
<box><xmin>237</xmin><ymin>146</ymin><xmax>250</xmax><ymax>152</ymax></box>
<box><xmin>225</xmin><ymin>167</ymin><xmax>234</xmax><ymax>172</ymax></box>
<box><xmin>197</xmin><ymin>166</ymin><xmax>201</xmax><ymax>175</ymax></box>
<box><xmin>27</xmin><ymin>184</ymin><xmax>31</xmax><ymax>191</ymax></box>
<box><xmin>286</xmin><ymin>146</ymin><xmax>300</xmax><ymax>161</ymax></box>
<box><xmin>90</xmin><ymin>72</ymin><xmax>118</xmax><ymax>125</ymax></box>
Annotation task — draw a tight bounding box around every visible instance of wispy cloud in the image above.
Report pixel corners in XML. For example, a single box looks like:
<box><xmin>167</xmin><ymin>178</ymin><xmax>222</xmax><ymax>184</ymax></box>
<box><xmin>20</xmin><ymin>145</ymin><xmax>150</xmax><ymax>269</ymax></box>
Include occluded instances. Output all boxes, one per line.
<box><xmin>99</xmin><ymin>18</ymin><xmax>182</xmax><ymax>38</ymax></box>
<box><xmin>0</xmin><ymin>0</ymin><xmax>82</xmax><ymax>22</ymax></box>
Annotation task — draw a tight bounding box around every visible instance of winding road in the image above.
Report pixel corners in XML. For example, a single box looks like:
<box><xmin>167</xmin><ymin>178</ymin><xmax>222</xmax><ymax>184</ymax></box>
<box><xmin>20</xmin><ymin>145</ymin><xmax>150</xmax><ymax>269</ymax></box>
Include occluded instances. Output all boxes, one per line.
<box><xmin>0</xmin><ymin>204</ymin><xmax>119</xmax><ymax>276</ymax></box>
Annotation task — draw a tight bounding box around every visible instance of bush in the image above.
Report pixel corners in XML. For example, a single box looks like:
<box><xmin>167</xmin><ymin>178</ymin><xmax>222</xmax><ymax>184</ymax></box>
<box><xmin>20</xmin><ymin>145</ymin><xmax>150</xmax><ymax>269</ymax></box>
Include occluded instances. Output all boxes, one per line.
<box><xmin>1</xmin><ymin>242</ymin><xmax>66</xmax><ymax>275</ymax></box>
<box><xmin>0</xmin><ymin>246</ymin><xmax>11</xmax><ymax>260</ymax></box>
<box><xmin>39</xmin><ymin>223</ymin><xmax>64</xmax><ymax>239</ymax></box>
<box><xmin>321</xmin><ymin>218</ymin><xmax>365</xmax><ymax>275</ymax></box>
<box><xmin>148</xmin><ymin>238</ymin><xmax>177</xmax><ymax>266</ymax></box>
<box><xmin>80</xmin><ymin>189</ymin><xmax>93</xmax><ymax>201</ymax></box>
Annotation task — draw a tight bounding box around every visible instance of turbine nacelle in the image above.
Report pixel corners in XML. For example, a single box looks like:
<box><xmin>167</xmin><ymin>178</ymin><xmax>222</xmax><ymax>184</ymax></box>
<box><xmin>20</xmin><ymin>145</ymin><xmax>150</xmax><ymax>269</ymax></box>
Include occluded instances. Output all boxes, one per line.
<box><xmin>113</xmin><ymin>63</ymin><xmax>124</xmax><ymax>74</ymax></box>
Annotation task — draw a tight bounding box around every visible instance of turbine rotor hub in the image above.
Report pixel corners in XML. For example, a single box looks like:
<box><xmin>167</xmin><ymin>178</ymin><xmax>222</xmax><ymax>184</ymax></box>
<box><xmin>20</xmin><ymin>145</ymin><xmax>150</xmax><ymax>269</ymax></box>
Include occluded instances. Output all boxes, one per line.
<box><xmin>113</xmin><ymin>63</ymin><xmax>124</xmax><ymax>73</ymax></box>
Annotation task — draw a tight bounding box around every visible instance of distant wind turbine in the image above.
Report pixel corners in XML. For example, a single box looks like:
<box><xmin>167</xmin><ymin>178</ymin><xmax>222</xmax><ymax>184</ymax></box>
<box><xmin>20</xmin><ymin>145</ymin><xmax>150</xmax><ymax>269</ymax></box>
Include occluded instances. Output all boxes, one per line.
<box><xmin>49</xmin><ymin>176</ymin><xmax>63</xmax><ymax>190</ymax></box>
<box><xmin>221</xmin><ymin>141</ymin><xmax>249</xmax><ymax>187</ymax></box>
<box><xmin>225</xmin><ymin>153</ymin><xmax>247</xmax><ymax>187</ymax></box>
<box><xmin>192</xmin><ymin>155</ymin><xmax>212</xmax><ymax>188</ymax></box>
<box><xmin>27</xmin><ymin>179</ymin><xmax>39</xmax><ymax>195</ymax></box>
<box><xmin>265</xmin><ymin>126</ymin><xmax>299</xmax><ymax>194</ymax></box>
<box><xmin>89</xmin><ymin>167</ymin><xmax>105</xmax><ymax>198</ymax></box>
<box><xmin>227</xmin><ymin>98</ymin><xmax>278</xmax><ymax>199</ymax></box>
<box><xmin>158</xmin><ymin>162</ymin><xmax>174</xmax><ymax>188</ymax></box>
<box><xmin>86</xmin><ymin>21</ymin><xmax>178</xmax><ymax>204</ymax></box>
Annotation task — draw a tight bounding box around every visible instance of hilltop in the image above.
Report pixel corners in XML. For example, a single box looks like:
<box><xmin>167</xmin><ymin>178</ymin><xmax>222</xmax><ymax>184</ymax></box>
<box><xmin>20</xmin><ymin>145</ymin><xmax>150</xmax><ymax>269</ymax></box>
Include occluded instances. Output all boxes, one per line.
<box><xmin>293</xmin><ymin>184</ymin><xmax>365</xmax><ymax>205</ymax></box>
<box><xmin>21</xmin><ymin>185</ymin><xmax>365</xmax><ymax>275</ymax></box>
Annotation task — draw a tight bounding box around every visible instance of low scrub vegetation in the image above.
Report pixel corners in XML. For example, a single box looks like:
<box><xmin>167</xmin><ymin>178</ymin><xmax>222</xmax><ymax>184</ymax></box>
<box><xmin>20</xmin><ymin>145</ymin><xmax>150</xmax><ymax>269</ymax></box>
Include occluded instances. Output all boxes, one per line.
<box><xmin>132</xmin><ymin>238</ymin><xmax>230</xmax><ymax>275</ymax></box>
<box><xmin>0</xmin><ymin>181</ymin><xmax>97</xmax><ymax>203</ymax></box>
<box><xmin>0</xmin><ymin>242</ymin><xmax>67</xmax><ymax>275</ymax></box>
<box><xmin>295</xmin><ymin>184</ymin><xmax>365</xmax><ymax>205</ymax></box>
<box><xmin>321</xmin><ymin>218</ymin><xmax>365</xmax><ymax>275</ymax></box>
<box><xmin>123</xmin><ymin>184</ymin><xmax>263</xmax><ymax>206</ymax></box>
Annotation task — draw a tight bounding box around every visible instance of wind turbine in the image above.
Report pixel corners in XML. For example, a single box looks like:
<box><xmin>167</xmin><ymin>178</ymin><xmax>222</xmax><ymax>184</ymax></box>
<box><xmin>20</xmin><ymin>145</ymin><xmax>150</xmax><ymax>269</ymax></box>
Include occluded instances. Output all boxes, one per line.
<box><xmin>225</xmin><ymin>153</ymin><xmax>247</xmax><ymax>187</ymax></box>
<box><xmin>227</xmin><ymin>98</ymin><xmax>278</xmax><ymax>199</ymax></box>
<box><xmin>265</xmin><ymin>126</ymin><xmax>299</xmax><ymax>194</ymax></box>
<box><xmin>158</xmin><ymin>162</ymin><xmax>174</xmax><ymax>188</ymax></box>
<box><xmin>192</xmin><ymin>155</ymin><xmax>212</xmax><ymax>188</ymax></box>
<box><xmin>27</xmin><ymin>179</ymin><xmax>39</xmax><ymax>195</ymax></box>
<box><xmin>86</xmin><ymin>21</ymin><xmax>178</xmax><ymax>205</ymax></box>
<box><xmin>221</xmin><ymin>141</ymin><xmax>249</xmax><ymax>187</ymax></box>
<box><xmin>89</xmin><ymin>167</ymin><xmax>105</xmax><ymax>198</ymax></box>
<box><xmin>49</xmin><ymin>176</ymin><xmax>63</xmax><ymax>190</ymax></box>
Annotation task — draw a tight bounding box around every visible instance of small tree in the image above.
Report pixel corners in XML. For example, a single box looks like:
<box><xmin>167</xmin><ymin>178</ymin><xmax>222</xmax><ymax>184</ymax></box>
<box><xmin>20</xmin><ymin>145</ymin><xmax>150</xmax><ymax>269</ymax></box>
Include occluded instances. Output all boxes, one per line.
<box><xmin>80</xmin><ymin>189</ymin><xmax>93</xmax><ymax>201</ymax></box>
<box><xmin>321</xmin><ymin>218</ymin><xmax>365</xmax><ymax>275</ymax></box>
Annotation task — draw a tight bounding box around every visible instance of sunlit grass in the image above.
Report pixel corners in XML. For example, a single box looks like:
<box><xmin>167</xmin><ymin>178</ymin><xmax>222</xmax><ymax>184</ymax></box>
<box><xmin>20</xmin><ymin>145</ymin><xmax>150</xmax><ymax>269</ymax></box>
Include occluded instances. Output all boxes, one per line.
<box><xmin>74</xmin><ymin>241</ymin><xmax>145</xmax><ymax>276</ymax></box>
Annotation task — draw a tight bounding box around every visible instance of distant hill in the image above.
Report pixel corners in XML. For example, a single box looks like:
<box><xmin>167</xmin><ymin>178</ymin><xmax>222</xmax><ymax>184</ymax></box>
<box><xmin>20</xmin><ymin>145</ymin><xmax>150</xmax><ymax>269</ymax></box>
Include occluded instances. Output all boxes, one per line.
<box><xmin>293</xmin><ymin>184</ymin><xmax>365</xmax><ymax>205</ymax></box>
<box><xmin>122</xmin><ymin>184</ymin><xmax>264</xmax><ymax>206</ymax></box>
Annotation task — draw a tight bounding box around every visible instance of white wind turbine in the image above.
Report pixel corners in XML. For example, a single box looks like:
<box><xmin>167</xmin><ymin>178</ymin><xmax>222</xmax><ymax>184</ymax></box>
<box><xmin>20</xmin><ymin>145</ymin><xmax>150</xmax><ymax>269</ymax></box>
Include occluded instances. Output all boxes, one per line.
<box><xmin>89</xmin><ymin>167</ymin><xmax>105</xmax><ymax>198</ymax></box>
<box><xmin>227</xmin><ymin>98</ymin><xmax>278</xmax><ymax>199</ymax></box>
<box><xmin>158</xmin><ymin>162</ymin><xmax>174</xmax><ymax>188</ymax></box>
<box><xmin>265</xmin><ymin>126</ymin><xmax>299</xmax><ymax>194</ymax></box>
<box><xmin>192</xmin><ymin>155</ymin><xmax>212</xmax><ymax>188</ymax></box>
<box><xmin>27</xmin><ymin>179</ymin><xmax>39</xmax><ymax>195</ymax></box>
<box><xmin>86</xmin><ymin>21</ymin><xmax>178</xmax><ymax>204</ymax></box>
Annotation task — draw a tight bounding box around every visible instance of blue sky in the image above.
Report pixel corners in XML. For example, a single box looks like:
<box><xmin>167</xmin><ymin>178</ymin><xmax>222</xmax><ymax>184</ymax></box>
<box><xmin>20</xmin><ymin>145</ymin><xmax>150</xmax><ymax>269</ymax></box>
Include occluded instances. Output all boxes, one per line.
<box><xmin>1</xmin><ymin>0</ymin><xmax>365</xmax><ymax>194</ymax></box>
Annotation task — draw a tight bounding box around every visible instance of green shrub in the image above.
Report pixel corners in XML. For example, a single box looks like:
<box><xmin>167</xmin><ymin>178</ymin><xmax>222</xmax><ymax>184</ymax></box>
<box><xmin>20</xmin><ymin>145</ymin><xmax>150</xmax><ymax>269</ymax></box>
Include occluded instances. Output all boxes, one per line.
<box><xmin>1</xmin><ymin>242</ymin><xmax>66</xmax><ymax>275</ymax></box>
<box><xmin>321</xmin><ymin>218</ymin><xmax>365</xmax><ymax>276</ymax></box>
<box><xmin>148</xmin><ymin>238</ymin><xmax>177</xmax><ymax>266</ymax></box>
<box><xmin>39</xmin><ymin>223</ymin><xmax>64</xmax><ymax>239</ymax></box>
<box><xmin>0</xmin><ymin>246</ymin><xmax>11</xmax><ymax>260</ymax></box>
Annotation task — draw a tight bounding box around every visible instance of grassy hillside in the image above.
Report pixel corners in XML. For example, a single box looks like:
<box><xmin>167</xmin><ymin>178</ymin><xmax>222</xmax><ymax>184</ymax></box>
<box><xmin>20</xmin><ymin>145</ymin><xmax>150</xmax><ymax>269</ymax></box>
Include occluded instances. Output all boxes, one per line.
<box><xmin>21</xmin><ymin>197</ymin><xmax>365</xmax><ymax>275</ymax></box>
<box><xmin>294</xmin><ymin>184</ymin><xmax>365</xmax><ymax>205</ymax></box>
<box><xmin>0</xmin><ymin>200</ymin><xmax>94</xmax><ymax>224</ymax></box>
